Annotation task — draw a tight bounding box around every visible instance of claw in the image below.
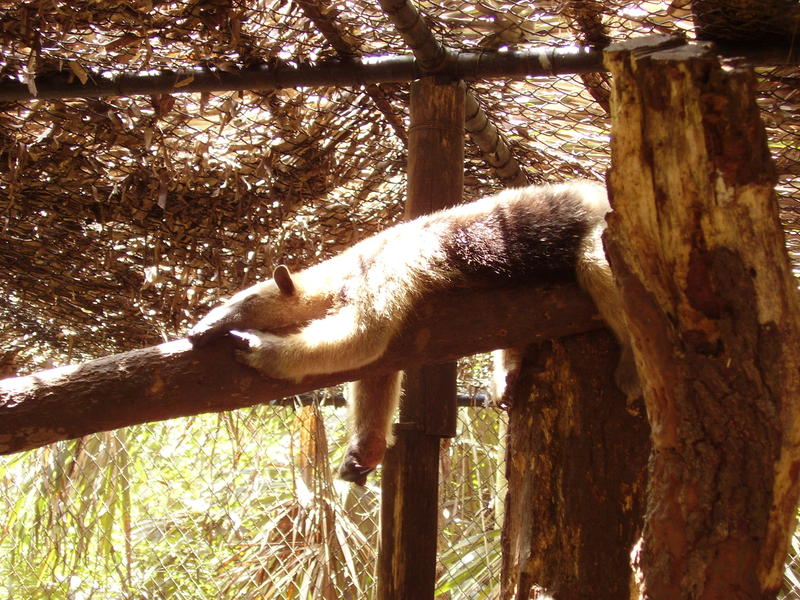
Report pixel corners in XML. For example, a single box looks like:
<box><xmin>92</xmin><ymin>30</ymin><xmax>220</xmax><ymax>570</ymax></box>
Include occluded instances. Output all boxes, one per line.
<box><xmin>187</xmin><ymin>303</ymin><xmax>245</xmax><ymax>347</ymax></box>
<box><xmin>228</xmin><ymin>329</ymin><xmax>259</xmax><ymax>351</ymax></box>
<box><xmin>338</xmin><ymin>454</ymin><xmax>375</xmax><ymax>486</ymax></box>
<box><xmin>187</xmin><ymin>324</ymin><xmax>217</xmax><ymax>347</ymax></box>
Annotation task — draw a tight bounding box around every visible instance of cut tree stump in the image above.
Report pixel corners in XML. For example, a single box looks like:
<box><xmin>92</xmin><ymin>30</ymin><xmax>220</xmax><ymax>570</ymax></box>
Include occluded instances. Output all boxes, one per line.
<box><xmin>604</xmin><ymin>35</ymin><xmax>800</xmax><ymax>598</ymax></box>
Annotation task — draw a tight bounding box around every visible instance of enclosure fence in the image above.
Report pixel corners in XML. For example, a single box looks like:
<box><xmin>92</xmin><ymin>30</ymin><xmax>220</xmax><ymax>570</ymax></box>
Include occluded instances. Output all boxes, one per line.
<box><xmin>0</xmin><ymin>379</ymin><xmax>507</xmax><ymax>600</ymax></box>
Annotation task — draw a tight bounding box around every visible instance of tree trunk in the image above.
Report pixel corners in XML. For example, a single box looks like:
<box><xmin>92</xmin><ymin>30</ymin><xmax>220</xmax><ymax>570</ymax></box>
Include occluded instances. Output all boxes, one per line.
<box><xmin>604</xmin><ymin>36</ymin><xmax>800</xmax><ymax>598</ymax></box>
<box><xmin>500</xmin><ymin>329</ymin><xmax>649</xmax><ymax>599</ymax></box>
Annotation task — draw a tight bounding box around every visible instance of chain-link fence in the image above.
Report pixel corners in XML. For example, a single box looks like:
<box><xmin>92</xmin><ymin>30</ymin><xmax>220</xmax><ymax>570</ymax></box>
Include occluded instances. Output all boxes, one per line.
<box><xmin>0</xmin><ymin>382</ymin><xmax>506</xmax><ymax>600</ymax></box>
<box><xmin>5</xmin><ymin>381</ymin><xmax>800</xmax><ymax>599</ymax></box>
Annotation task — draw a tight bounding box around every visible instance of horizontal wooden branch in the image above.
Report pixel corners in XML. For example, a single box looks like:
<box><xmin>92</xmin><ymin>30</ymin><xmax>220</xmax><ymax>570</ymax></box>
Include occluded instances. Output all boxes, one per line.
<box><xmin>0</xmin><ymin>41</ymin><xmax>795</xmax><ymax>102</ymax></box>
<box><xmin>0</xmin><ymin>281</ymin><xmax>603</xmax><ymax>455</ymax></box>
<box><xmin>0</xmin><ymin>48</ymin><xmax>603</xmax><ymax>102</ymax></box>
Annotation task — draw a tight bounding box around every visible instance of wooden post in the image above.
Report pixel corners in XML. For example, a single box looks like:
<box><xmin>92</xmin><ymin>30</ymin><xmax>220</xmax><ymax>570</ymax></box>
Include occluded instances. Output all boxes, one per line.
<box><xmin>377</xmin><ymin>76</ymin><xmax>464</xmax><ymax>600</ymax></box>
<box><xmin>604</xmin><ymin>36</ymin><xmax>800</xmax><ymax>597</ymax></box>
<box><xmin>500</xmin><ymin>330</ymin><xmax>650</xmax><ymax>599</ymax></box>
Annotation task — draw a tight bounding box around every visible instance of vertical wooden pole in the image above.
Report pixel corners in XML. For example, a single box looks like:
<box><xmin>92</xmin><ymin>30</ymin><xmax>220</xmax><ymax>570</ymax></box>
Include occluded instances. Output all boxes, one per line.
<box><xmin>376</xmin><ymin>76</ymin><xmax>464</xmax><ymax>600</ymax></box>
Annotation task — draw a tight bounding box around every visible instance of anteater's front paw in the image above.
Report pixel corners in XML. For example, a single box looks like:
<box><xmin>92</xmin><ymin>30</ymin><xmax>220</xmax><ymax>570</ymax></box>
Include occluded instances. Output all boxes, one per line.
<box><xmin>229</xmin><ymin>329</ymin><xmax>287</xmax><ymax>379</ymax></box>
<box><xmin>188</xmin><ymin>303</ymin><xmax>245</xmax><ymax>347</ymax></box>
<box><xmin>187</xmin><ymin>312</ymin><xmax>228</xmax><ymax>347</ymax></box>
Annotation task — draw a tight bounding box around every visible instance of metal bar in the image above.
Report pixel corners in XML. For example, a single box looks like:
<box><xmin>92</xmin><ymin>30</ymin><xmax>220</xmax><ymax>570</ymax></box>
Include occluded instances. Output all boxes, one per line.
<box><xmin>264</xmin><ymin>391</ymin><xmax>492</xmax><ymax>408</ymax></box>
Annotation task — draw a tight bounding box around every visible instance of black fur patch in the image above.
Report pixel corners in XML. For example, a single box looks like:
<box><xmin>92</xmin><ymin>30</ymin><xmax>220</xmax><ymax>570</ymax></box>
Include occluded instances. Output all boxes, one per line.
<box><xmin>442</xmin><ymin>188</ymin><xmax>590</xmax><ymax>283</ymax></box>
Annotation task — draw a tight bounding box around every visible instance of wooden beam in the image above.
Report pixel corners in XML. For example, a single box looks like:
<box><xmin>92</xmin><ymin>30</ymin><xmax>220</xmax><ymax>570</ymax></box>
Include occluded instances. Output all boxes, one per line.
<box><xmin>0</xmin><ymin>281</ymin><xmax>602</xmax><ymax>456</ymax></box>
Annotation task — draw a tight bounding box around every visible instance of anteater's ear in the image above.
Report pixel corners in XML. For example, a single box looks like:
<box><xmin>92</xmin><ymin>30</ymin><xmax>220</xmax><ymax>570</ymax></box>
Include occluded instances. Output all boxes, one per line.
<box><xmin>273</xmin><ymin>264</ymin><xmax>296</xmax><ymax>296</ymax></box>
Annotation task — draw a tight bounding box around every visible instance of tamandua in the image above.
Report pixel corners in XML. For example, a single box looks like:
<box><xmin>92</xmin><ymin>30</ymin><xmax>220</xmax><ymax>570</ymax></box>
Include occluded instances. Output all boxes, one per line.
<box><xmin>188</xmin><ymin>181</ymin><xmax>636</xmax><ymax>484</ymax></box>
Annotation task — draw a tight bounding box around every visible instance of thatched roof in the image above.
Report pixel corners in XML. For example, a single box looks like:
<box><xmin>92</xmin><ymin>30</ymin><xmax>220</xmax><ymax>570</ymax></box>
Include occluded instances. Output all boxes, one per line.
<box><xmin>1</xmin><ymin>0</ymin><xmax>798</xmax><ymax>373</ymax></box>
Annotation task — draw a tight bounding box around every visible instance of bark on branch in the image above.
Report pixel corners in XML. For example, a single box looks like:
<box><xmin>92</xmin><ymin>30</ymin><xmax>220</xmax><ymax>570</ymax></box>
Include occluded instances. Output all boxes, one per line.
<box><xmin>0</xmin><ymin>282</ymin><xmax>602</xmax><ymax>455</ymax></box>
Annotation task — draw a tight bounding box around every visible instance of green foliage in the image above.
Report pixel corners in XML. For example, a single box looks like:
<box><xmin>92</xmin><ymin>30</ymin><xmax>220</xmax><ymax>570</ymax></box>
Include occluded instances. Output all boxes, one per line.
<box><xmin>436</xmin><ymin>530</ymin><xmax>501</xmax><ymax>599</ymax></box>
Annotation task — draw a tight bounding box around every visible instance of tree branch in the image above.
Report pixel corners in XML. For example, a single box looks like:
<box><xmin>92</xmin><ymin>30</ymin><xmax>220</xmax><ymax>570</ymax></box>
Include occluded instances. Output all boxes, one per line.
<box><xmin>0</xmin><ymin>49</ymin><xmax>602</xmax><ymax>102</ymax></box>
<box><xmin>0</xmin><ymin>43</ymin><xmax>794</xmax><ymax>103</ymax></box>
<box><xmin>0</xmin><ymin>281</ymin><xmax>602</xmax><ymax>455</ymax></box>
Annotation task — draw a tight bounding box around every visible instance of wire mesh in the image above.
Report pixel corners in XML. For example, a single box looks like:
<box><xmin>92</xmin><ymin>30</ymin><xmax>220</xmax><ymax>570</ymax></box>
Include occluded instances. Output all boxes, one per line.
<box><xmin>1</xmin><ymin>0</ymin><xmax>799</xmax><ymax>598</ymax></box>
<box><xmin>0</xmin><ymin>389</ymin><xmax>506</xmax><ymax>600</ymax></box>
